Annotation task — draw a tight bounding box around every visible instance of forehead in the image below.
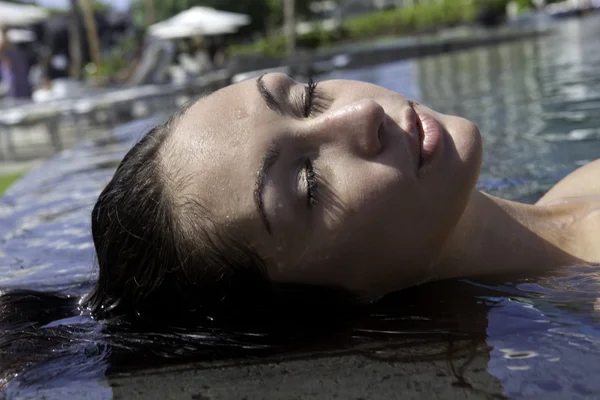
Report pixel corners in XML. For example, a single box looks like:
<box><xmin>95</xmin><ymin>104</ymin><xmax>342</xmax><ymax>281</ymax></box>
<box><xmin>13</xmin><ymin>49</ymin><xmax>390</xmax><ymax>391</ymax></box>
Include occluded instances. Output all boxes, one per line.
<box><xmin>164</xmin><ymin>78</ymin><xmax>267</xmax><ymax>226</ymax></box>
<box><xmin>176</xmin><ymin>78</ymin><xmax>257</xmax><ymax>149</ymax></box>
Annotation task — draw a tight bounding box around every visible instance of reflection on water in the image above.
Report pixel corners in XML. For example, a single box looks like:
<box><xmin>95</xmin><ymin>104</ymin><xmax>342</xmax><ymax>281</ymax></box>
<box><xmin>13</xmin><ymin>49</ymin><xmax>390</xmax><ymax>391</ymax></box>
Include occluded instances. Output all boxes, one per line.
<box><xmin>2</xmin><ymin>15</ymin><xmax>600</xmax><ymax>399</ymax></box>
<box><xmin>416</xmin><ymin>16</ymin><xmax>600</xmax><ymax>398</ymax></box>
<box><xmin>412</xmin><ymin>19</ymin><xmax>600</xmax><ymax>396</ymax></box>
<box><xmin>416</xmin><ymin>17</ymin><xmax>600</xmax><ymax>205</ymax></box>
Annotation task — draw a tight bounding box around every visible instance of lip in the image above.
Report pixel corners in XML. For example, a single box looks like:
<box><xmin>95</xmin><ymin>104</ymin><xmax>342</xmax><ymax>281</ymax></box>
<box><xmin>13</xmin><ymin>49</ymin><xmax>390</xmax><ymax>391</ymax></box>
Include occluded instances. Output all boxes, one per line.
<box><xmin>410</xmin><ymin>106</ymin><xmax>443</xmax><ymax>176</ymax></box>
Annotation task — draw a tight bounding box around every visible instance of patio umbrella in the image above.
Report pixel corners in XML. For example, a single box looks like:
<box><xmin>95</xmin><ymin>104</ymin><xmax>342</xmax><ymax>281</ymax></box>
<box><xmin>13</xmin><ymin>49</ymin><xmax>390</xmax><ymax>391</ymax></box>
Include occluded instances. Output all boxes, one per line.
<box><xmin>149</xmin><ymin>20</ymin><xmax>241</xmax><ymax>39</ymax></box>
<box><xmin>0</xmin><ymin>1</ymin><xmax>49</xmax><ymax>26</ymax></box>
<box><xmin>0</xmin><ymin>28</ymin><xmax>36</xmax><ymax>43</ymax></box>
<box><xmin>148</xmin><ymin>6</ymin><xmax>250</xmax><ymax>39</ymax></box>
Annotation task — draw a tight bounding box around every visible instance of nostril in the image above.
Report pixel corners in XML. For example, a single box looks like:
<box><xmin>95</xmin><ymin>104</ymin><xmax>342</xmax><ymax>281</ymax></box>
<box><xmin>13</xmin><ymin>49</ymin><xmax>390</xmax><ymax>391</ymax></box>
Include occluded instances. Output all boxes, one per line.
<box><xmin>377</xmin><ymin>120</ymin><xmax>385</xmax><ymax>152</ymax></box>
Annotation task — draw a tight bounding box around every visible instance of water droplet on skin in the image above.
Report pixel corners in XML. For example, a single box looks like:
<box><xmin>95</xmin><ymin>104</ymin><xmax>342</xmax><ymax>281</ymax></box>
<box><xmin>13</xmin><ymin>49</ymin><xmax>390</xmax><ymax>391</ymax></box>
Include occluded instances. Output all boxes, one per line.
<box><xmin>235</xmin><ymin>108</ymin><xmax>248</xmax><ymax>120</ymax></box>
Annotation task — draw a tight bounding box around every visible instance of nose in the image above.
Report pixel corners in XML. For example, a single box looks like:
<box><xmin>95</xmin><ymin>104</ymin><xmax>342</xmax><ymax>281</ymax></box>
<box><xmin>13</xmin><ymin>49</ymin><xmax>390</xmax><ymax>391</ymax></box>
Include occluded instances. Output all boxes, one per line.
<box><xmin>309</xmin><ymin>99</ymin><xmax>385</xmax><ymax>158</ymax></box>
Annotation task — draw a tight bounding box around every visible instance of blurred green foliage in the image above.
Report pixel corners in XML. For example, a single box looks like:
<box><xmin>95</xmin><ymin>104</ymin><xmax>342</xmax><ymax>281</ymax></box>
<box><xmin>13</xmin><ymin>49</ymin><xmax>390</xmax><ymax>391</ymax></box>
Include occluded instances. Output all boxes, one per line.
<box><xmin>84</xmin><ymin>36</ymin><xmax>143</xmax><ymax>83</ymax></box>
<box><xmin>229</xmin><ymin>0</ymin><xmax>484</xmax><ymax>57</ymax></box>
<box><xmin>342</xmin><ymin>0</ymin><xmax>477</xmax><ymax>37</ymax></box>
<box><xmin>230</xmin><ymin>22</ymin><xmax>342</xmax><ymax>58</ymax></box>
<box><xmin>128</xmin><ymin>0</ymin><xmax>559</xmax><ymax>59</ymax></box>
<box><xmin>102</xmin><ymin>37</ymin><xmax>140</xmax><ymax>76</ymax></box>
<box><xmin>0</xmin><ymin>173</ymin><xmax>21</xmax><ymax>196</ymax></box>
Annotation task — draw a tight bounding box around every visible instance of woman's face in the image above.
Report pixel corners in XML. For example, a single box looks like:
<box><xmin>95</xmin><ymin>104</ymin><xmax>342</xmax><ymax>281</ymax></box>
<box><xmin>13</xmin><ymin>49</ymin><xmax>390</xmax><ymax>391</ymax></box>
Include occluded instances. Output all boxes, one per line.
<box><xmin>169</xmin><ymin>73</ymin><xmax>482</xmax><ymax>297</ymax></box>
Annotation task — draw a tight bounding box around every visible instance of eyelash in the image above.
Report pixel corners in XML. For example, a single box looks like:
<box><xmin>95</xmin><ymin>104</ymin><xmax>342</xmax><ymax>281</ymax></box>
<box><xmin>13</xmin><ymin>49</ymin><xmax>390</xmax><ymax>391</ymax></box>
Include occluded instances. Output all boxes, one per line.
<box><xmin>303</xmin><ymin>78</ymin><xmax>323</xmax><ymax>118</ymax></box>
<box><xmin>305</xmin><ymin>158</ymin><xmax>318</xmax><ymax>207</ymax></box>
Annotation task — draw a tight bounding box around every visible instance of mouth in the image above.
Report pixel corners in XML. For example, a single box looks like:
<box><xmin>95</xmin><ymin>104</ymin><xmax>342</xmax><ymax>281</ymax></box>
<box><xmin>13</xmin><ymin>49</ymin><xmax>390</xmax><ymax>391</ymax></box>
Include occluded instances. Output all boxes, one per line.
<box><xmin>407</xmin><ymin>104</ymin><xmax>443</xmax><ymax>175</ymax></box>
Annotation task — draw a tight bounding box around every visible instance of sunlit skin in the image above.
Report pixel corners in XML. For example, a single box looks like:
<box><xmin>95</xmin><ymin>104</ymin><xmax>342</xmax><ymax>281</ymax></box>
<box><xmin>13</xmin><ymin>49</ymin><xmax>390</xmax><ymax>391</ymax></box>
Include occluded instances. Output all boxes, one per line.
<box><xmin>164</xmin><ymin>73</ymin><xmax>600</xmax><ymax>300</ymax></box>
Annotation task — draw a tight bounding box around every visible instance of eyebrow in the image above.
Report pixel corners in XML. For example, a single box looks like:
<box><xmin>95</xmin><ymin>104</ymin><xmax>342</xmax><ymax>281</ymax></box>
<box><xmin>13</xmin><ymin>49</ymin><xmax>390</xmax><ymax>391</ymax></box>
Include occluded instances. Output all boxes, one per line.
<box><xmin>257</xmin><ymin>74</ymin><xmax>283</xmax><ymax>114</ymax></box>
<box><xmin>254</xmin><ymin>140</ymin><xmax>281</xmax><ymax>235</ymax></box>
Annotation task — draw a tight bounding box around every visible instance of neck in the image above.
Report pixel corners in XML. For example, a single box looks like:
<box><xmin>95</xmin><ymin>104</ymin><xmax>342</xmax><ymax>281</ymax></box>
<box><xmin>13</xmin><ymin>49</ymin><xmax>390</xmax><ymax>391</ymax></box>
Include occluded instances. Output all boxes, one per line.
<box><xmin>434</xmin><ymin>191</ymin><xmax>585</xmax><ymax>281</ymax></box>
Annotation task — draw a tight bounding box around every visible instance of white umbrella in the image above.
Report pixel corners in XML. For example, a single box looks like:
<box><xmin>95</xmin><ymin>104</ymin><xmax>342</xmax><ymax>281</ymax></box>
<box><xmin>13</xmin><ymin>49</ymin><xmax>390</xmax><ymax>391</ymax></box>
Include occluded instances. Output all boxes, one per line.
<box><xmin>149</xmin><ymin>20</ymin><xmax>240</xmax><ymax>39</ymax></box>
<box><xmin>0</xmin><ymin>28</ymin><xmax>35</xmax><ymax>43</ymax></box>
<box><xmin>149</xmin><ymin>6</ymin><xmax>250</xmax><ymax>38</ymax></box>
<box><xmin>168</xmin><ymin>6</ymin><xmax>250</xmax><ymax>27</ymax></box>
<box><xmin>0</xmin><ymin>1</ymin><xmax>49</xmax><ymax>26</ymax></box>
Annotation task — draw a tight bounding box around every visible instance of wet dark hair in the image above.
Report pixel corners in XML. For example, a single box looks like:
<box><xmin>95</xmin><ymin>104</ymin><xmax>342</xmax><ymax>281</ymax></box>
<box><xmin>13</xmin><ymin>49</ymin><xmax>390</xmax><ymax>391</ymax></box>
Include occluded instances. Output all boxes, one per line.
<box><xmin>84</xmin><ymin>109</ymin><xmax>268</xmax><ymax>320</ymax></box>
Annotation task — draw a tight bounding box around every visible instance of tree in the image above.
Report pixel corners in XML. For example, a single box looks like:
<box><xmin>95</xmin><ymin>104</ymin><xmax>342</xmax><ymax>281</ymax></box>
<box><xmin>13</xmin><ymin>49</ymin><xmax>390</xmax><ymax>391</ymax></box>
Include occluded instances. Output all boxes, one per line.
<box><xmin>68</xmin><ymin>0</ymin><xmax>83</xmax><ymax>78</ymax></box>
<box><xmin>266</xmin><ymin>0</ymin><xmax>319</xmax><ymax>33</ymax></box>
<box><xmin>79</xmin><ymin>0</ymin><xmax>102</xmax><ymax>80</ymax></box>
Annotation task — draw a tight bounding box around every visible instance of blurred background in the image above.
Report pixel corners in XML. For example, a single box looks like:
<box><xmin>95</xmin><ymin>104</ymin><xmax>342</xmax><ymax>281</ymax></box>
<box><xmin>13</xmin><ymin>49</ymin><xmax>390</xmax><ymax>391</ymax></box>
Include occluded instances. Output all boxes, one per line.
<box><xmin>1</xmin><ymin>0</ymin><xmax>596</xmax><ymax>88</ymax></box>
<box><xmin>0</xmin><ymin>0</ymin><xmax>598</xmax><ymax>185</ymax></box>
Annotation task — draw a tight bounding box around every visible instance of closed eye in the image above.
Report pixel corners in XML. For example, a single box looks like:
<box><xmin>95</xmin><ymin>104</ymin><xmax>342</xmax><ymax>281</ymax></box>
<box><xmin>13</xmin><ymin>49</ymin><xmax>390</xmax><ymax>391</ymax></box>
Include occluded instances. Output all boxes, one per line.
<box><xmin>304</xmin><ymin>79</ymin><xmax>317</xmax><ymax>117</ymax></box>
<box><xmin>303</xmin><ymin>78</ymin><xmax>327</xmax><ymax>118</ymax></box>
<box><xmin>305</xmin><ymin>159</ymin><xmax>318</xmax><ymax>207</ymax></box>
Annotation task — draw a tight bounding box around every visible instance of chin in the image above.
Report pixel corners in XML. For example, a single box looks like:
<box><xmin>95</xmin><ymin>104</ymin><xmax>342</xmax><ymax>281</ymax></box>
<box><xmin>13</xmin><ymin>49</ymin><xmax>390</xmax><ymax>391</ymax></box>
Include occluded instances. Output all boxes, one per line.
<box><xmin>425</xmin><ymin>116</ymin><xmax>481</xmax><ymax>254</ymax></box>
<box><xmin>446</xmin><ymin>116</ymin><xmax>483</xmax><ymax>189</ymax></box>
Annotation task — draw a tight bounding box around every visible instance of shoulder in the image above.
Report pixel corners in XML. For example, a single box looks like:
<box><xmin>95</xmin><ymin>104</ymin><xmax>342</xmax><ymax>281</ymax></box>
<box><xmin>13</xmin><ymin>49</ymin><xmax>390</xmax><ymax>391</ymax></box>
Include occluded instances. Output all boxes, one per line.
<box><xmin>537</xmin><ymin>159</ymin><xmax>600</xmax><ymax>206</ymax></box>
<box><xmin>535</xmin><ymin>159</ymin><xmax>600</xmax><ymax>264</ymax></box>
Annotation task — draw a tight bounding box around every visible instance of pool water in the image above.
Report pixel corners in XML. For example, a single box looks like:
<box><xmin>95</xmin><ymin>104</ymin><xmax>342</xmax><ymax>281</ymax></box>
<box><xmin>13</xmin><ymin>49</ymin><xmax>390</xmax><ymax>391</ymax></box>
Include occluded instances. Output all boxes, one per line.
<box><xmin>2</xmin><ymin>15</ymin><xmax>600</xmax><ymax>400</ymax></box>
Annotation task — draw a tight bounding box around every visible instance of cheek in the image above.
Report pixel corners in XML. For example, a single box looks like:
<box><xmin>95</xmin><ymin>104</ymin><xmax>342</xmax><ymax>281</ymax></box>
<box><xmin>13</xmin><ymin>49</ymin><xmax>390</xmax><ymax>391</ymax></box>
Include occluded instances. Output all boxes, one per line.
<box><xmin>300</xmin><ymin>173</ymin><xmax>449</xmax><ymax>293</ymax></box>
<box><xmin>341</xmin><ymin>165</ymin><xmax>457</xmax><ymax>263</ymax></box>
<box><xmin>323</xmin><ymin>161</ymin><xmax>418</xmax><ymax>229</ymax></box>
<box><xmin>322</xmin><ymin>165</ymin><xmax>436</xmax><ymax>257</ymax></box>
